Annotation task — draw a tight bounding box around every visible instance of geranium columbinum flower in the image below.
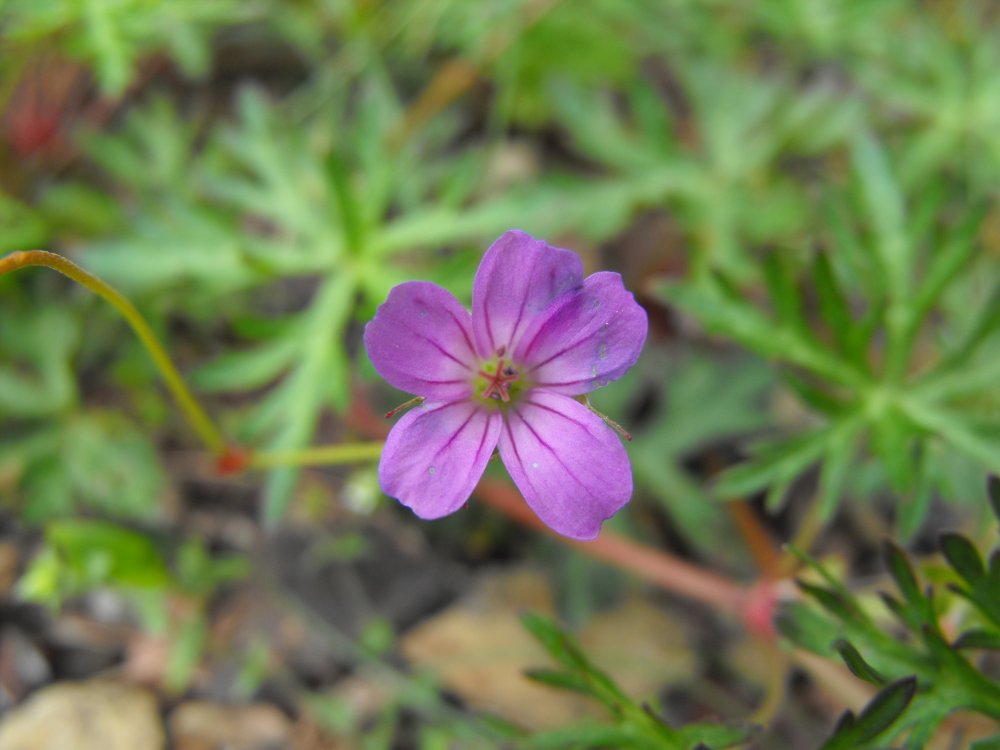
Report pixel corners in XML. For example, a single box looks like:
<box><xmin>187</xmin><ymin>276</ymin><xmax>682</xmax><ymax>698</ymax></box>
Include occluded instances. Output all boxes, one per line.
<box><xmin>364</xmin><ymin>230</ymin><xmax>648</xmax><ymax>539</ymax></box>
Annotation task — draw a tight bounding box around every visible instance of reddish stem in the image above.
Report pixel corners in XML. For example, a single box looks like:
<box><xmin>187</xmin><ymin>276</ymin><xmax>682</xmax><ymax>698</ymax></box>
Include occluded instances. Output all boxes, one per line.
<box><xmin>727</xmin><ymin>500</ymin><xmax>784</xmax><ymax>581</ymax></box>
<box><xmin>476</xmin><ymin>479</ymin><xmax>770</xmax><ymax>626</ymax></box>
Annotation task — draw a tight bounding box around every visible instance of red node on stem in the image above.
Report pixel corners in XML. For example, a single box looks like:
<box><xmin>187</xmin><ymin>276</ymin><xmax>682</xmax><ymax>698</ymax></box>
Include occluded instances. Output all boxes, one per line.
<box><xmin>215</xmin><ymin>446</ymin><xmax>251</xmax><ymax>476</ymax></box>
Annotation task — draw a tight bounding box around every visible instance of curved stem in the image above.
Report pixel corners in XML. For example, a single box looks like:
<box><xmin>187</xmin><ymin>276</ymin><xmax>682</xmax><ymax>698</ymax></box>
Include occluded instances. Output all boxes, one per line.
<box><xmin>475</xmin><ymin>478</ymin><xmax>753</xmax><ymax>619</ymax></box>
<box><xmin>249</xmin><ymin>442</ymin><xmax>384</xmax><ymax>470</ymax></box>
<box><xmin>0</xmin><ymin>250</ymin><xmax>227</xmax><ymax>455</ymax></box>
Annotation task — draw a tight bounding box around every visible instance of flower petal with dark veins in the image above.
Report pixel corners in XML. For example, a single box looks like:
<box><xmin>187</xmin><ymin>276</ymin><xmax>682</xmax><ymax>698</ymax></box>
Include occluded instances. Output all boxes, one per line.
<box><xmin>365</xmin><ymin>281</ymin><xmax>478</xmax><ymax>400</ymax></box>
<box><xmin>380</xmin><ymin>400</ymin><xmax>502</xmax><ymax>519</ymax></box>
<box><xmin>471</xmin><ymin>230</ymin><xmax>583</xmax><ymax>357</ymax></box>
<box><xmin>498</xmin><ymin>391</ymin><xmax>632</xmax><ymax>540</ymax></box>
<box><xmin>515</xmin><ymin>271</ymin><xmax>648</xmax><ymax>396</ymax></box>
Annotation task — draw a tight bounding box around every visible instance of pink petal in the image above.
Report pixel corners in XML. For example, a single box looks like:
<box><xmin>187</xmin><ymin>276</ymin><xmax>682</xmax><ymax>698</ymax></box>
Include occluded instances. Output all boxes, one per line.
<box><xmin>380</xmin><ymin>400</ymin><xmax>502</xmax><ymax>519</ymax></box>
<box><xmin>515</xmin><ymin>272</ymin><xmax>647</xmax><ymax>396</ymax></box>
<box><xmin>498</xmin><ymin>391</ymin><xmax>632</xmax><ymax>540</ymax></box>
<box><xmin>364</xmin><ymin>281</ymin><xmax>478</xmax><ymax>399</ymax></box>
<box><xmin>472</xmin><ymin>230</ymin><xmax>583</xmax><ymax>358</ymax></box>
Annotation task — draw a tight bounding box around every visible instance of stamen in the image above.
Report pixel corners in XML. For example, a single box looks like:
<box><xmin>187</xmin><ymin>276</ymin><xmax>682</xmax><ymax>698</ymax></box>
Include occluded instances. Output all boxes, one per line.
<box><xmin>385</xmin><ymin>396</ymin><xmax>425</xmax><ymax>419</ymax></box>
<box><xmin>577</xmin><ymin>394</ymin><xmax>633</xmax><ymax>441</ymax></box>
<box><xmin>599</xmin><ymin>413</ymin><xmax>633</xmax><ymax>442</ymax></box>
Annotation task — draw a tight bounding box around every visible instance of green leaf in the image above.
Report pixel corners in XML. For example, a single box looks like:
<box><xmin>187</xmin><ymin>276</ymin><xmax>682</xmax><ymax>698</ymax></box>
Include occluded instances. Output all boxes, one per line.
<box><xmin>676</xmin><ymin>721</ymin><xmax>752</xmax><ymax>750</ymax></box>
<box><xmin>522</xmin><ymin>724</ymin><xmax>648</xmax><ymax>750</ymax></box>
<box><xmin>780</xmin><ymin>371</ymin><xmax>848</xmax><ymax>417</ymax></box>
<box><xmin>939</xmin><ymin>532</ymin><xmax>986</xmax><ymax>584</ymax></box>
<box><xmin>524</xmin><ymin>668</ymin><xmax>597</xmax><ymax>698</ymax></box>
<box><xmin>909</xmin><ymin>205</ymin><xmax>987</xmax><ymax>329</ymax></box>
<box><xmin>325</xmin><ymin>151</ymin><xmax>365</xmax><ymax>254</ymax></box>
<box><xmin>970</xmin><ymin>735</ymin><xmax>1000</xmax><ymax>750</ymax></box>
<box><xmin>850</xmin><ymin>131</ymin><xmax>908</xmax><ymax>299</ymax></box>
<box><xmin>0</xmin><ymin>191</ymin><xmax>50</xmax><ymax>251</ymax></box>
<box><xmin>665</xmin><ymin>274</ymin><xmax>864</xmax><ymax>387</ymax></box>
<box><xmin>943</xmin><ymin>286</ymin><xmax>1000</xmax><ymax>369</ymax></box>
<box><xmin>817</xmin><ymin>422</ymin><xmax>861</xmax><ymax>520</ymax></box>
<box><xmin>714</xmin><ymin>428</ymin><xmax>829</xmax><ymax>500</ymax></box>
<box><xmin>882</xmin><ymin>542</ymin><xmax>924</xmax><ymax>614</ymax></box>
<box><xmin>871</xmin><ymin>405</ymin><xmax>917</xmax><ymax>493</ymax></box>
<box><xmin>819</xmin><ymin>676</ymin><xmax>916</xmax><ymax>750</ymax></box>
<box><xmin>520</xmin><ymin>613</ymin><xmax>587</xmax><ymax>674</ymax></box>
<box><xmin>811</xmin><ymin>251</ymin><xmax>853</xmax><ymax>355</ymax></box>
<box><xmin>833</xmin><ymin>639</ymin><xmax>887</xmax><ymax>686</ymax></box>
<box><xmin>0</xmin><ymin>302</ymin><xmax>81</xmax><ymax>411</ymax></box>
<box><xmin>774</xmin><ymin>600</ymin><xmax>841</xmax><ymax>654</ymax></box>
<box><xmin>2</xmin><ymin>411</ymin><xmax>166</xmax><ymax>522</ymax></box>
<box><xmin>896</xmin><ymin>475</ymin><xmax>933</xmax><ymax>541</ymax></box>
<box><xmin>166</xmin><ymin>616</ymin><xmax>207</xmax><ymax>692</ymax></box>
<box><xmin>953</xmin><ymin>629</ymin><xmax>1000</xmax><ymax>651</ymax></box>
<box><xmin>798</xmin><ymin>582</ymin><xmax>859</xmax><ymax>624</ymax></box>
<box><xmin>42</xmin><ymin>519</ymin><xmax>171</xmax><ymax>592</ymax></box>
<box><xmin>520</xmin><ymin>612</ymin><xmax>628</xmax><ymax>706</ymax></box>
<box><xmin>762</xmin><ymin>250</ymin><xmax>807</xmax><ymax>335</ymax></box>
<box><xmin>988</xmin><ymin>476</ymin><xmax>1000</xmax><ymax>524</ymax></box>
<box><xmin>900</xmin><ymin>399</ymin><xmax>1000</xmax><ymax>475</ymax></box>
<box><xmin>192</xmin><ymin>335</ymin><xmax>298</xmax><ymax>392</ymax></box>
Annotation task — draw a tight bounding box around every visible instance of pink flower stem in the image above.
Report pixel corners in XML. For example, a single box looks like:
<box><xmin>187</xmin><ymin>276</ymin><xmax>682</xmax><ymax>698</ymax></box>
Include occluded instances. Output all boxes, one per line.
<box><xmin>475</xmin><ymin>478</ymin><xmax>771</xmax><ymax>628</ymax></box>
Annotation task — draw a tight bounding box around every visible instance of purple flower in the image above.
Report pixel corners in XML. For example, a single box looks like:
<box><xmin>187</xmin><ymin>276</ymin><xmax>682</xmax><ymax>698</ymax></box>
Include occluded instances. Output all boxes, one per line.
<box><xmin>364</xmin><ymin>230</ymin><xmax>648</xmax><ymax>540</ymax></box>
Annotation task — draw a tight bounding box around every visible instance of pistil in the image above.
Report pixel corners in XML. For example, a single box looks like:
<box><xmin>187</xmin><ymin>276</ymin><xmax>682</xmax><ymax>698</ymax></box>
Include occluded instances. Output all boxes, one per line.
<box><xmin>478</xmin><ymin>357</ymin><xmax>519</xmax><ymax>402</ymax></box>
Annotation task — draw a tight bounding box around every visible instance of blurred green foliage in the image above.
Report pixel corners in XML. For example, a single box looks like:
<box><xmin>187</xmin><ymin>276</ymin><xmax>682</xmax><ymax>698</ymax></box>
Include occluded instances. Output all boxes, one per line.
<box><xmin>1</xmin><ymin>0</ymin><xmax>260</xmax><ymax>95</ymax></box>
<box><xmin>521</xmin><ymin>612</ymin><xmax>751</xmax><ymax>749</ymax></box>
<box><xmin>4</xmin><ymin>0</ymin><xmax>1000</xmax><ymax>532</ymax></box>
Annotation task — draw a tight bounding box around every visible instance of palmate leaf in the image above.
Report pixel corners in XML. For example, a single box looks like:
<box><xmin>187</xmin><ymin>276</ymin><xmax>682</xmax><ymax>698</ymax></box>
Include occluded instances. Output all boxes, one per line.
<box><xmin>663</xmin><ymin>123</ymin><xmax>996</xmax><ymax>529</ymax></box>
